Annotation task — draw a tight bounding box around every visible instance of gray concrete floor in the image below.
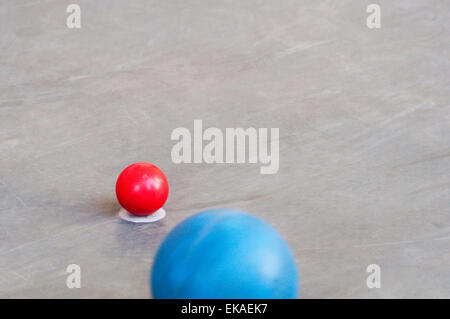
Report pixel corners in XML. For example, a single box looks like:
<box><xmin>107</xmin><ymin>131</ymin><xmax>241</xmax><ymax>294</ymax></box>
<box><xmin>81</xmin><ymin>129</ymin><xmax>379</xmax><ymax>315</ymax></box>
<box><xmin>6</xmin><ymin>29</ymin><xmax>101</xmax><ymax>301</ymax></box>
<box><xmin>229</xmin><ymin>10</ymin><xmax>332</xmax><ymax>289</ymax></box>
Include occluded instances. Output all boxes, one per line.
<box><xmin>1</xmin><ymin>1</ymin><xmax>449</xmax><ymax>298</ymax></box>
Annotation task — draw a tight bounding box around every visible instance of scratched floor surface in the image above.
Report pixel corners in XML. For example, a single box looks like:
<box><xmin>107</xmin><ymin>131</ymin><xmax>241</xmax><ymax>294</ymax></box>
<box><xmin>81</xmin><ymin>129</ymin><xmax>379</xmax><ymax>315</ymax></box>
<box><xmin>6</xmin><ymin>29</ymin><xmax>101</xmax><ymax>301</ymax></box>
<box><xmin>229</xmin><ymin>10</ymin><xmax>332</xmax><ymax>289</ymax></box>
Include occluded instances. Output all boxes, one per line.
<box><xmin>0</xmin><ymin>0</ymin><xmax>449</xmax><ymax>298</ymax></box>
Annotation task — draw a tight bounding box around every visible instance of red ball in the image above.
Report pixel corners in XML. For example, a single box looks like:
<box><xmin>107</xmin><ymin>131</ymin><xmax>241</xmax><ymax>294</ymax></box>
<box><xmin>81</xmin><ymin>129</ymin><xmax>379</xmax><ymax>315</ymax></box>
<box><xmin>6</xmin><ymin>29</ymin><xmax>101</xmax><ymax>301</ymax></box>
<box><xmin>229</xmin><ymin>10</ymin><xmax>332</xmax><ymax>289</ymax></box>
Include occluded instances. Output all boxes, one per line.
<box><xmin>116</xmin><ymin>162</ymin><xmax>169</xmax><ymax>216</ymax></box>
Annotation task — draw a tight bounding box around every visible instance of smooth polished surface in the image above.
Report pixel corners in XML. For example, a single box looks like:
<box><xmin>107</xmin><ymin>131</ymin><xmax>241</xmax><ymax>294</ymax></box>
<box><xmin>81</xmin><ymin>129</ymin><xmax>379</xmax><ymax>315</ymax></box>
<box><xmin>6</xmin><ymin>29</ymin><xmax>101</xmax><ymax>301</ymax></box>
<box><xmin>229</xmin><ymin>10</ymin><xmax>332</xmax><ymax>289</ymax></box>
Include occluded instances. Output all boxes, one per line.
<box><xmin>152</xmin><ymin>209</ymin><xmax>299</xmax><ymax>299</ymax></box>
<box><xmin>116</xmin><ymin>162</ymin><xmax>169</xmax><ymax>216</ymax></box>
<box><xmin>0</xmin><ymin>1</ymin><xmax>449</xmax><ymax>298</ymax></box>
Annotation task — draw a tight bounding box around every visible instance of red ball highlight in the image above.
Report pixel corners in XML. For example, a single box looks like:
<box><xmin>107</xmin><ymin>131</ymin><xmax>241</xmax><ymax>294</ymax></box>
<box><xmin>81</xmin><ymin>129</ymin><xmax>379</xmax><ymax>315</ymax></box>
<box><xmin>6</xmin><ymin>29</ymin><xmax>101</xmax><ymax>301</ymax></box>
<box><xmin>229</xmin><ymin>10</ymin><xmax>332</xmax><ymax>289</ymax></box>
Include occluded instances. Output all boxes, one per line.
<box><xmin>116</xmin><ymin>162</ymin><xmax>169</xmax><ymax>216</ymax></box>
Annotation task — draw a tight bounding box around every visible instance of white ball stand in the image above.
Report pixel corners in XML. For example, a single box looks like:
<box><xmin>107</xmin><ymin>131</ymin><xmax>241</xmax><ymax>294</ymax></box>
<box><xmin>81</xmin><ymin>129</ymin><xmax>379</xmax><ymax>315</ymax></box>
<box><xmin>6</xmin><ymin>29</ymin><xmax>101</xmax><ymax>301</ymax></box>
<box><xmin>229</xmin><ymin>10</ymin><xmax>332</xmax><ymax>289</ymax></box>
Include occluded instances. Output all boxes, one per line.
<box><xmin>118</xmin><ymin>208</ymin><xmax>166</xmax><ymax>223</ymax></box>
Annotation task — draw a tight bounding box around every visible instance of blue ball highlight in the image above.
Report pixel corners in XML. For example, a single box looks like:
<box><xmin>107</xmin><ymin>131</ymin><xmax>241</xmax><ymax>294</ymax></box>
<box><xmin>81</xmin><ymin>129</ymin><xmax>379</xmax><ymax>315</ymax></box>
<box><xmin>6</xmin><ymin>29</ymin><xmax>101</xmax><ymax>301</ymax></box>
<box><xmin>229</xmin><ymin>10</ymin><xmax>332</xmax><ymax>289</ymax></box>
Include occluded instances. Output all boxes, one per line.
<box><xmin>151</xmin><ymin>209</ymin><xmax>299</xmax><ymax>299</ymax></box>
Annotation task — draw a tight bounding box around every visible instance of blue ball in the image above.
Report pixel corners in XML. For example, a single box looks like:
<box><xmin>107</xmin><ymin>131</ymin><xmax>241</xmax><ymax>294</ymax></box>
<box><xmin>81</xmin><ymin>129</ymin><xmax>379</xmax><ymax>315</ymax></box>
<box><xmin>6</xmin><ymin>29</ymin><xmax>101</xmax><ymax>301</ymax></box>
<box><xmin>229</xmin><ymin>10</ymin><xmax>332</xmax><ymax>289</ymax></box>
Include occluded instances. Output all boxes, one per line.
<box><xmin>151</xmin><ymin>209</ymin><xmax>299</xmax><ymax>299</ymax></box>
